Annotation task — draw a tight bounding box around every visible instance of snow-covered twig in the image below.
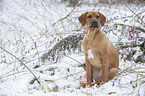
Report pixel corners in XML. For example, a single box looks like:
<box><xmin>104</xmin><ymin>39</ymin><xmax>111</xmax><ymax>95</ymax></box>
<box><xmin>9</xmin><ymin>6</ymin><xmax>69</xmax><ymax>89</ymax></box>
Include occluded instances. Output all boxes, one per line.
<box><xmin>119</xmin><ymin>1</ymin><xmax>145</xmax><ymax>25</ymax></box>
<box><xmin>0</xmin><ymin>47</ymin><xmax>41</xmax><ymax>84</ymax></box>
<box><xmin>115</xmin><ymin>23</ymin><xmax>145</xmax><ymax>32</ymax></box>
<box><xmin>52</xmin><ymin>1</ymin><xmax>81</xmax><ymax>26</ymax></box>
<box><xmin>45</xmin><ymin>70</ymin><xmax>84</xmax><ymax>82</ymax></box>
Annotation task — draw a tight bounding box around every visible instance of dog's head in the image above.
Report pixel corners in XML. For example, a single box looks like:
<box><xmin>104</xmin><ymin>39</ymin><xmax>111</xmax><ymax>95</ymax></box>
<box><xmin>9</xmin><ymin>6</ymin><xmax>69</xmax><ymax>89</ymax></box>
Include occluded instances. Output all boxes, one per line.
<box><xmin>78</xmin><ymin>11</ymin><xmax>106</xmax><ymax>28</ymax></box>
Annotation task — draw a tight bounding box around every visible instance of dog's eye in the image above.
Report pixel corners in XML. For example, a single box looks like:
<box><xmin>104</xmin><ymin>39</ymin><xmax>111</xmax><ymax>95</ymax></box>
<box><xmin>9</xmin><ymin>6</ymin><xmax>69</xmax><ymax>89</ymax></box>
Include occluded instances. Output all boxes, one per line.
<box><xmin>87</xmin><ymin>15</ymin><xmax>92</xmax><ymax>18</ymax></box>
<box><xmin>96</xmin><ymin>16</ymin><xmax>100</xmax><ymax>18</ymax></box>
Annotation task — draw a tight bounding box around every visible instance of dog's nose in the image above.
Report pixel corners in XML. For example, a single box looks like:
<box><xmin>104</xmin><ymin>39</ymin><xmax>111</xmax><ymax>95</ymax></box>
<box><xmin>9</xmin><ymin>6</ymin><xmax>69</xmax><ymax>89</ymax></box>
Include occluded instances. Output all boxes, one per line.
<box><xmin>92</xmin><ymin>19</ymin><xmax>98</xmax><ymax>23</ymax></box>
<box><xmin>89</xmin><ymin>19</ymin><xmax>99</xmax><ymax>28</ymax></box>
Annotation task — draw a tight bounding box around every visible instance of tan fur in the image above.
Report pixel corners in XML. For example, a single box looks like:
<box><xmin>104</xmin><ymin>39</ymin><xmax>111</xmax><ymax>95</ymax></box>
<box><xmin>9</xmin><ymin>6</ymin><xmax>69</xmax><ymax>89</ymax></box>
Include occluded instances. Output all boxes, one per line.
<box><xmin>78</xmin><ymin>11</ymin><xmax>119</xmax><ymax>87</ymax></box>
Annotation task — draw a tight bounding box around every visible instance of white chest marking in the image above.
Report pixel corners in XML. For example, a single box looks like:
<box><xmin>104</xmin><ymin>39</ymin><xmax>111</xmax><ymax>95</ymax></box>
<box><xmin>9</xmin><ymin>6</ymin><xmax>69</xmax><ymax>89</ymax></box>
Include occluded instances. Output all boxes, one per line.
<box><xmin>88</xmin><ymin>50</ymin><xmax>94</xmax><ymax>59</ymax></box>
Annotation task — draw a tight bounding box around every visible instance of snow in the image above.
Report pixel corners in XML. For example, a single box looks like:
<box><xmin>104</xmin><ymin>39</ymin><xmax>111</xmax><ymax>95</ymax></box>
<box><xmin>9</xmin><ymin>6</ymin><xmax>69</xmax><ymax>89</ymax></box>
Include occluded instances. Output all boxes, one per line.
<box><xmin>0</xmin><ymin>0</ymin><xmax>145</xmax><ymax>96</ymax></box>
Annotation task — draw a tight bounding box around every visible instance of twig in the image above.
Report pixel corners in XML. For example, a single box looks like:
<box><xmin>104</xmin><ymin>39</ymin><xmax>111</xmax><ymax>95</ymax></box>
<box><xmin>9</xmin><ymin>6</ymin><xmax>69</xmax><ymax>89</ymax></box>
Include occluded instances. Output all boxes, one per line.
<box><xmin>119</xmin><ymin>1</ymin><xmax>145</xmax><ymax>25</ymax></box>
<box><xmin>119</xmin><ymin>44</ymin><xmax>140</xmax><ymax>49</ymax></box>
<box><xmin>66</xmin><ymin>55</ymin><xmax>86</xmax><ymax>70</ymax></box>
<box><xmin>65</xmin><ymin>55</ymin><xmax>82</xmax><ymax>65</ymax></box>
<box><xmin>0</xmin><ymin>68</ymin><xmax>40</xmax><ymax>79</ymax></box>
<box><xmin>118</xmin><ymin>63</ymin><xmax>140</xmax><ymax>77</ymax></box>
<box><xmin>45</xmin><ymin>70</ymin><xmax>84</xmax><ymax>82</ymax></box>
<box><xmin>52</xmin><ymin>1</ymin><xmax>81</xmax><ymax>26</ymax></box>
<box><xmin>115</xmin><ymin>23</ymin><xmax>133</xmax><ymax>27</ymax></box>
<box><xmin>24</xmin><ymin>31</ymin><xmax>41</xmax><ymax>66</ymax></box>
<box><xmin>116</xmin><ymin>40</ymin><xmax>143</xmax><ymax>49</ymax></box>
<box><xmin>0</xmin><ymin>47</ymin><xmax>41</xmax><ymax>84</ymax></box>
<box><xmin>115</xmin><ymin>23</ymin><xmax>145</xmax><ymax>32</ymax></box>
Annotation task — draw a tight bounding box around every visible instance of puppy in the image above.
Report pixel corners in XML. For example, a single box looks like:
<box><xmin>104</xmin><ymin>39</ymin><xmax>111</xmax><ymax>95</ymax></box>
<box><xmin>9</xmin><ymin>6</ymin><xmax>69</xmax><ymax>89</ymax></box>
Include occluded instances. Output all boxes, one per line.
<box><xmin>78</xmin><ymin>11</ymin><xmax>119</xmax><ymax>87</ymax></box>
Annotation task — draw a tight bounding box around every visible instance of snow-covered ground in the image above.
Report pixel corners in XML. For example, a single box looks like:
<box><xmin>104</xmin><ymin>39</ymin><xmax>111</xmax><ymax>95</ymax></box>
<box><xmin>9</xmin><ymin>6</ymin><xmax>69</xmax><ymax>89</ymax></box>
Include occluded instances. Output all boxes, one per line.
<box><xmin>0</xmin><ymin>0</ymin><xmax>145</xmax><ymax>96</ymax></box>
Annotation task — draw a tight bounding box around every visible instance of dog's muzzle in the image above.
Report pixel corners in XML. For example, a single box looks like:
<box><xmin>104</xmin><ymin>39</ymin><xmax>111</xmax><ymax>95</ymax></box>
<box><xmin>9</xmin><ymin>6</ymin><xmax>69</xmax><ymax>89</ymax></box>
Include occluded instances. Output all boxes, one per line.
<box><xmin>89</xmin><ymin>19</ymin><xmax>99</xmax><ymax>28</ymax></box>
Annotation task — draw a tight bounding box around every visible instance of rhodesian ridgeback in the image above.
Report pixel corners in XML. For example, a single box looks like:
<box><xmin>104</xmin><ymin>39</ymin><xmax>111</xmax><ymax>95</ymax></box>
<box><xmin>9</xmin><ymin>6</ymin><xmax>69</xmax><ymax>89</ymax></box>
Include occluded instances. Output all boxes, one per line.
<box><xmin>78</xmin><ymin>11</ymin><xmax>119</xmax><ymax>87</ymax></box>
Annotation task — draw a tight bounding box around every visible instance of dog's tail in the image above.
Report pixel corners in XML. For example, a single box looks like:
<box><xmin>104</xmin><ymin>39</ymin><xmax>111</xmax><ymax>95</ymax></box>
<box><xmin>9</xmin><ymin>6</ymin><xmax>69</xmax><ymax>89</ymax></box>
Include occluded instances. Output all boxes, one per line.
<box><xmin>41</xmin><ymin>33</ymin><xmax>84</xmax><ymax>63</ymax></box>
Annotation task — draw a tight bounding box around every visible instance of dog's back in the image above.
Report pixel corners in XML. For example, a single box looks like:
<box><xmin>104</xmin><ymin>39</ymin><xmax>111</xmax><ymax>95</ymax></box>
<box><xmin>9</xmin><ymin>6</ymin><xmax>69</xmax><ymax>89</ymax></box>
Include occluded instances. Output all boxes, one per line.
<box><xmin>108</xmin><ymin>40</ymin><xmax>119</xmax><ymax>68</ymax></box>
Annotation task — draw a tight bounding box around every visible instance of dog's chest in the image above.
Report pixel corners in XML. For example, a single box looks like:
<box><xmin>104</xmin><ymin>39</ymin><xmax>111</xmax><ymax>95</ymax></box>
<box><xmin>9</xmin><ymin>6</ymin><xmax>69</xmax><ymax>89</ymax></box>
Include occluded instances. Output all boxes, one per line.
<box><xmin>87</xmin><ymin>50</ymin><xmax>94</xmax><ymax>59</ymax></box>
<box><xmin>87</xmin><ymin>49</ymin><xmax>102</xmax><ymax>69</ymax></box>
<box><xmin>82</xmin><ymin>42</ymin><xmax>102</xmax><ymax>69</ymax></box>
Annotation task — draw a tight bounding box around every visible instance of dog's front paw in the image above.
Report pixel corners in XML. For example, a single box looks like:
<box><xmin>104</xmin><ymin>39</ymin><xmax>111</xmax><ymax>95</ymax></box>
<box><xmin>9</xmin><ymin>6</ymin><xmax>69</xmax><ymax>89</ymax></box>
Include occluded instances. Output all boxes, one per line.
<box><xmin>98</xmin><ymin>80</ymin><xmax>106</xmax><ymax>87</ymax></box>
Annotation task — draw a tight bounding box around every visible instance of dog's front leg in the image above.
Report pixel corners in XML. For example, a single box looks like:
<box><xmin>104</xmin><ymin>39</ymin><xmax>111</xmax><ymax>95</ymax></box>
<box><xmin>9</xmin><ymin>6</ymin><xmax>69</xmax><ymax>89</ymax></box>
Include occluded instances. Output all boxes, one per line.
<box><xmin>85</xmin><ymin>57</ymin><xmax>93</xmax><ymax>87</ymax></box>
<box><xmin>100</xmin><ymin>55</ymin><xmax>109</xmax><ymax>86</ymax></box>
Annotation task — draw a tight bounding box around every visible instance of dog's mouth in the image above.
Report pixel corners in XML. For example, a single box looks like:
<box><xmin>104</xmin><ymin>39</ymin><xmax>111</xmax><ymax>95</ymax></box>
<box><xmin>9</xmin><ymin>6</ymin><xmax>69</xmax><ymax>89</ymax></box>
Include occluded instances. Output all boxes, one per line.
<box><xmin>89</xmin><ymin>19</ymin><xmax>99</xmax><ymax>28</ymax></box>
<box><xmin>89</xmin><ymin>24</ymin><xmax>99</xmax><ymax>28</ymax></box>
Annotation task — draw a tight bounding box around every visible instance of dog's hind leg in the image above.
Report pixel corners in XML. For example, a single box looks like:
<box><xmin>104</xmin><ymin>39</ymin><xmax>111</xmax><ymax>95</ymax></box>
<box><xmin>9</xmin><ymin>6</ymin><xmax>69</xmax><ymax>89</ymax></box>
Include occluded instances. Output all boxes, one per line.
<box><xmin>108</xmin><ymin>68</ymin><xmax>118</xmax><ymax>80</ymax></box>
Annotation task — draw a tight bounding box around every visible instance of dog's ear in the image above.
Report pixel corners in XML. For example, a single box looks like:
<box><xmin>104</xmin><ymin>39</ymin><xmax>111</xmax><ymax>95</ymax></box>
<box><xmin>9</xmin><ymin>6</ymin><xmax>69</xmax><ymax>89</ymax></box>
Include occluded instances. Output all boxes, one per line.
<box><xmin>98</xmin><ymin>12</ymin><xmax>106</xmax><ymax>26</ymax></box>
<box><xmin>78</xmin><ymin>12</ymin><xmax>88</xmax><ymax>26</ymax></box>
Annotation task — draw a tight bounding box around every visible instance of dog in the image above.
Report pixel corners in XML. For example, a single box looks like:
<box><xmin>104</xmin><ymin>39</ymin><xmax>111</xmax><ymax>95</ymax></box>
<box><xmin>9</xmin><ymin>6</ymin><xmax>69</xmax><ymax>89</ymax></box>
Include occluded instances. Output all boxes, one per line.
<box><xmin>78</xmin><ymin>11</ymin><xmax>119</xmax><ymax>87</ymax></box>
